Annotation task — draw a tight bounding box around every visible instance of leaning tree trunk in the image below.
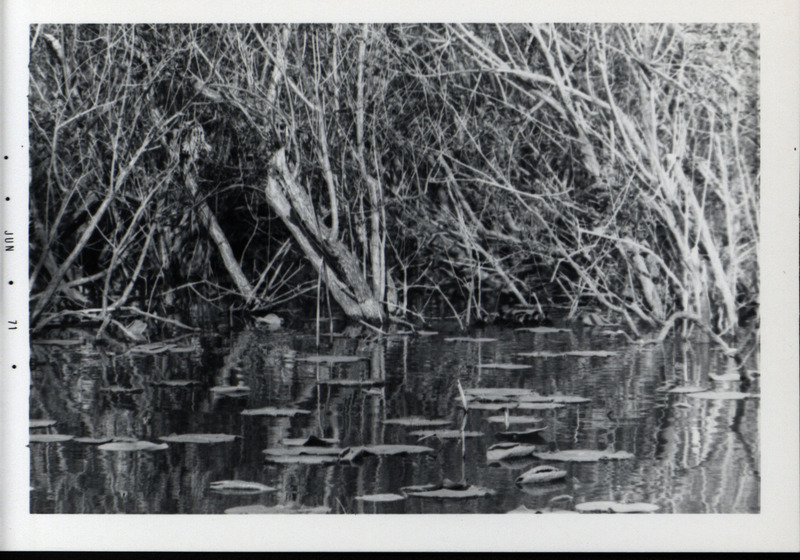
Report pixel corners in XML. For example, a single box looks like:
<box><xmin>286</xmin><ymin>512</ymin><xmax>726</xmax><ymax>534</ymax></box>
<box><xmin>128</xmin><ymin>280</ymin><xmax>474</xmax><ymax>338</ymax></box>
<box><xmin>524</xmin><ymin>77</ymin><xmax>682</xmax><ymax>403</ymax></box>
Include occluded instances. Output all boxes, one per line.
<box><xmin>264</xmin><ymin>148</ymin><xmax>384</xmax><ymax>323</ymax></box>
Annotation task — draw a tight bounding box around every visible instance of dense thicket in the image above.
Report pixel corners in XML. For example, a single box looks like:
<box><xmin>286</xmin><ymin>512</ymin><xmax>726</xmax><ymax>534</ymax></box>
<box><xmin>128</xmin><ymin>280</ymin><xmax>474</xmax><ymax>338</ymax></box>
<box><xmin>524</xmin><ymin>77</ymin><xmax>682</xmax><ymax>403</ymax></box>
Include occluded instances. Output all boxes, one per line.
<box><xmin>29</xmin><ymin>24</ymin><xmax>759</xmax><ymax>353</ymax></box>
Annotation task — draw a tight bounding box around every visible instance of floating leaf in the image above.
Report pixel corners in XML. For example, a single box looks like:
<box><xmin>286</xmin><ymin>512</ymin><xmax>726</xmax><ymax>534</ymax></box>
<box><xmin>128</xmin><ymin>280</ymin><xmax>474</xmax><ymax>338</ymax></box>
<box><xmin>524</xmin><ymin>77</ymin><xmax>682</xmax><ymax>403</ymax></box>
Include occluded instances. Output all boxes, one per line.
<box><xmin>516</xmin><ymin>351</ymin><xmax>562</xmax><ymax>358</ymax></box>
<box><xmin>29</xmin><ymin>434</ymin><xmax>74</xmax><ymax>443</ymax></box>
<box><xmin>410</xmin><ymin>429</ymin><xmax>483</xmax><ymax>440</ymax></box>
<box><xmin>487</xmin><ymin>415</ymin><xmax>545</xmax><ymax>425</ymax></box>
<box><xmin>506</xmin><ymin>504</ymin><xmax>576</xmax><ymax>514</ymax></box>
<box><xmin>443</xmin><ymin>337</ymin><xmax>497</xmax><ymax>343</ymax></box>
<box><xmin>487</xmin><ymin>443</ymin><xmax>540</xmax><ymax>462</ymax></box>
<box><xmin>517</xmin><ymin>350</ymin><xmax>617</xmax><ymax>358</ymax></box>
<box><xmin>382</xmin><ymin>417</ymin><xmax>451</xmax><ymax>427</ymax></box>
<box><xmin>687</xmin><ymin>391</ymin><xmax>752</xmax><ymax>400</ymax></box>
<box><xmin>355</xmin><ymin>493</ymin><xmax>406</xmax><ymax>503</ymax></box>
<box><xmin>280</xmin><ymin>435</ymin><xmax>339</xmax><ymax>447</ymax></box>
<box><xmin>29</xmin><ymin>419</ymin><xmax>57</xmax><ymax>429</ymax></box>
<box><xmin>73</xmin><ymin>437</ymin><xmax>112</xmax><ymax>444</ymax></box>
<box><xmin>549</xmin><ymin>395</ymin><xmax>591</xmax><ymax>404</ymax></box>
<box><xmin>317</xmin><ymin>378</ymin><xmax>384</xmax><ymax>387</ymax></box>
<box><xmin>151</xmin><ymin>379</ymin><xmax>201</xmax><ymax>387</ymax></box>
<box><xmin>159</xmin><ymin>433</ymin><xmax>238</xmax><ymax>444</ymax></box>
<box><xmin>515</xmin><ymin>327</ymin><xmax>571</xmax><ymax>334</ymax></box>
<box><xmin>297</xmin><ymin>355</ymin><xmax>365</xmax><ymax>364</ymax></box>
<box><xmin>465</xmin><ymin>388</ymin><xmax>537</xmax><ymax>398</ymax></box>
<box><xmin>515</xmin><ymin>394</ymin><xmax>555</xmax><ymax>403</ymax></box>
<box><xmin>240</xmin><ymin>406</ymin><xmax>310</xmax><ymax>417</ymax></box>
<box><xmin>340</xmin><ymin>444</ymin><xmax>434</xmax><ymax>462</ymax></box>
<box><xmin>264</xmin><ymin>454</ymin><xmax>341</xmax><ymax>465</ymax></box>
<box><xmin>224</xmin><ymin>504</ymin><xmax>331</xmax><ymax>514</ymax></box>
<box><xmin>575</xmin><ymin>501</ymin><xmax>659</xmax><ymax>513</ymax></box>
<box><xmin>210</xmin><ymin>385</ymin><xmax>251</xmax><ymax>395</ymax></box>
<box><xmin>495</xmin><ymin>428</ymin><xmax>547</xmax><ymax>443</ymax></box>
<box><xmin>209</xmin><ymin>480</ymin><xmax>277</xmax><ymax>494</ymax></box>
<box><xmin>476</xmin><ymin>363</ymin><xmax>532</xmax><ymax>370</ymax></box>
<box><xmin>460</xmin><ymin>401</ymin><xmax>518</xmax><ymax>411</ymax></box>
<box><xmin>417</xmin><ymin>330</ymin><xmax>439</xmax><ymax>336</ymax></box>
<box><xmin>98</xmin><ymin>440</ymin><xmax>168</xmax><ymax>451</ymax></box>
<box><xmin>99</xmin><ymin>386</ymin><xmax>143</xmax><ymax>394</ymax></box>
<box><xmin>516</xmin><ymin>402</ymin><xmax>565</xmax><ymax>410</ymax></box>
<box><xmin>533</xmin><ymin>449</ymin><xmax>634</xmax><ymax>462</ymax></box>
<box><xmin>516</xmin><ymin>465</ymin><xmax>568</xmax><ymax>484</ymax></box>
<box><xmin>709</xmin><ymin>371</ymin><xmax>741</xmax><ymax>382</ymax></box>
<box><xmin>405</xmin><ymin>480</ymin><xmax>494</xmax><ymax>499</ymax></box>
<box><xmin>664</xmin><ymin>386</ymin><xmax>707</xmax><ymax>394</ymax></box>
<box><xmin>564</xmin><ymin>350</ymin><xmax>618</xmax><ymax>358</ymax></box>
<box><xmin>262</xmin><ymin>446</ymin><xmax>344</xmax><ymax>457</ymax></box>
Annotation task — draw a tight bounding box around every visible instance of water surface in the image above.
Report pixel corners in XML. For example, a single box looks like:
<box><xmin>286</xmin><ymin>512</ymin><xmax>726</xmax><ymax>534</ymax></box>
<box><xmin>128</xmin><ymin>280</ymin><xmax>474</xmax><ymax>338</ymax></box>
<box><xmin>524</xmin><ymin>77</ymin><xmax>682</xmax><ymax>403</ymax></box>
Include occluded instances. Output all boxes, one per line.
<box><xmin>29</xmin><ymin>324</ymin><xmax>759</xmax><ymax>514</ymax></box>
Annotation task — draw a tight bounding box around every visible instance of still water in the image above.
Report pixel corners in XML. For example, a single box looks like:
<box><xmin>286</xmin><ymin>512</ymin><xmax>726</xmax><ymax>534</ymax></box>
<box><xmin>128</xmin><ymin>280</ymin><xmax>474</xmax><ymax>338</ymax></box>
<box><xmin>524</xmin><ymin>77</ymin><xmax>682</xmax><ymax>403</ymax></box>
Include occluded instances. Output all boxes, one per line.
<box><xmin>29</xmin><ymin>324</ymin><xmax>759</xmax><ymax>514</ymax></box>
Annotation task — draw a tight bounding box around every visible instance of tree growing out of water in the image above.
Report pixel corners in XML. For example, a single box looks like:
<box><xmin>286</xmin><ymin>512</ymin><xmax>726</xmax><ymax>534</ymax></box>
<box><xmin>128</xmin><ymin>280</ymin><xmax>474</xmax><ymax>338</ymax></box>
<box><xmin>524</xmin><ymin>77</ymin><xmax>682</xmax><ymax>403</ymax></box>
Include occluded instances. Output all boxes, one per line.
<box><xmin>28</xmin><ymin>23</ymin><xmax>758</xmax><ymax>355</ymax></box>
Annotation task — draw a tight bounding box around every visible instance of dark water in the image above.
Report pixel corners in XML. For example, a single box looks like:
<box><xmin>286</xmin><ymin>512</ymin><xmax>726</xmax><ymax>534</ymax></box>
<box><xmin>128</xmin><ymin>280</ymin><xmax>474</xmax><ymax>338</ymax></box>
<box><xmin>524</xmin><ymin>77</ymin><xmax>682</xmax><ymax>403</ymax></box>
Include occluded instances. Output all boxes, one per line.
<box><xmin>28</xmin><ymin>324</ymin><xmax>760</xmax><ymax>514</ymax></box>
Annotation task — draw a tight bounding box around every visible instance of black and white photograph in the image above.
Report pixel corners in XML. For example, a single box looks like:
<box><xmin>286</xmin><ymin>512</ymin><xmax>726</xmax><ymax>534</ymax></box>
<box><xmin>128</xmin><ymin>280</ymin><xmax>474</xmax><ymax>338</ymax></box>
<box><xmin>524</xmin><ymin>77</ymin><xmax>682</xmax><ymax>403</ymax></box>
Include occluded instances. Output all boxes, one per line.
<box><xmin>1</xmin><ymin>0</ymin><xmax>798</xmax><ymax>552</ymax></box>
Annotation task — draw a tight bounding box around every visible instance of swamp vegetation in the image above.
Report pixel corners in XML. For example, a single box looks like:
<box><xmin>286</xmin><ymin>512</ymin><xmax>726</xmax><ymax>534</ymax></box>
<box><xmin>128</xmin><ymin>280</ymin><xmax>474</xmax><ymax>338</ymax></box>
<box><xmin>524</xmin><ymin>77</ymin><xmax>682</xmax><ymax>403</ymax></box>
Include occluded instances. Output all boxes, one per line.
<box><xmin>29</xmin><ymin>23</ymin><xmax>759</xmax><ymax>358</ymax></box>
<box><xmin>27</xmin><ymin>24</ymin><xmax>760</xmax><ymax>514</ymax></box>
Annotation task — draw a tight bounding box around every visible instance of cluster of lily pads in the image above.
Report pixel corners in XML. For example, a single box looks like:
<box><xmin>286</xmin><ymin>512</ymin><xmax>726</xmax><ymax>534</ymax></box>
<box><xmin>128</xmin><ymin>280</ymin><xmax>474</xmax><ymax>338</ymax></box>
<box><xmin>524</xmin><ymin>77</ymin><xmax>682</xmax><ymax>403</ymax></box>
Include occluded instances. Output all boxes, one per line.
<box><xmin>29</xmin><ymin>330</ymin><xmax>758</xmax><ymax>514</ymax></box>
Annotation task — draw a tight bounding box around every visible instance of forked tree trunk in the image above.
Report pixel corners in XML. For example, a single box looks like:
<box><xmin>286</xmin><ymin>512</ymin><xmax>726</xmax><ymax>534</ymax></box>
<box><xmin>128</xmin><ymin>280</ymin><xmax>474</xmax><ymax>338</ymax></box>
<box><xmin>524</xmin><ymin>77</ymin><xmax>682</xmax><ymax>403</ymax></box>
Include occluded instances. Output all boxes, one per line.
<box><xmin>265</xmin><ymin>148</ymin><xmax>384</xmax><ymax>323</ymax></box>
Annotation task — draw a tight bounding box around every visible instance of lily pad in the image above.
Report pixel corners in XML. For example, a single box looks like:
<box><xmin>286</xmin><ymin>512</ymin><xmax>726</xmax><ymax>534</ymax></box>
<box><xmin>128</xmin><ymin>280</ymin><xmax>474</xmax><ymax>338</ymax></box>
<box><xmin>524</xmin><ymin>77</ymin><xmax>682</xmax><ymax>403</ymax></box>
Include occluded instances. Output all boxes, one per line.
<box><xmin>74</xmin><ymin>437</ymin><xmax>113</xmax><ymax>444</ymax></box>
<box><xmin>516</xmin><ymin>351</ymin><xmax>563</xmax><ymax>358</ymax></box>
<box><xmin>516</xmin><ymin>402</ymin><xmax>565</xmax><ymax>410</ymax></box>
<box><xmin>29</xmin><ymin>434</ymin><xmax>74</xmax><ymax>443</ymax></box>
<box><xmin>687</xmin><ymin>391</ymin><xmax>752</xmax><ymax>400</ymax></box>
<box><xmin>476</xmin><ymin>363</ymin><xmax>532</xmax><ymax>370</ymax></box>
<box><xmin>495</xmin><ymin>428</ymin><xmax>547</xmax><ymax>443</ymax></box>
<box><xmin>264</xmin><ymin>454</ymin><xmax>341</xmax><ymax>465</ymax></box>
<box><xmin>98</xmin><ymin>440</ymin><xmax>168</xmax><ymax>451</ymax></box>
<box><xmin>262</xmin><ymin>446</ymin><xmax>344</xmax><ymax>457</ymax></box>
<box><xmin>516</xmin><ymin>350</ymin><xmax>617</xmax><ymax>358</ymax></box>
<box><xmin>210</xmin><ymin>385</ymin><xmax>251</xmax><ymax>396</ymax></box>
<box><xmin>340</xmin><ymin>444</ymin><xmax>434</xmax><ymax>462</ymax></box>
<box><xmin>564</xmin><ymin>350</ymin><xmax>618</xmax><ymax>358</ymax></box>
<box><xmin>29</xmin><ymin>419</ymin><xmax>57</xmax><ymax>429</ymax></box>
<box><xmin>209</xmin><ymin>480</ymin><xmax>277</xmax><ymax>494</ymax></box>
<box><xmin>240</xmin><ymin>406</ymin><xmax>310</xmax><ymax>417</ymax></box>
<box><xmin>99</xmin><ymin>386</ymin><xmax>143</xmax><ymax>394</ymax></box>
<box><xmin>709</xmin><ymin>371</ymin><xmax>741</xmax><ymax>381</ymax></box>
<box><xmin>575</xmin><ymin>501</ymin><xmax>659</xmax><ymax>513</ymax></box>
<box><xmin>224</xmin><ymin>504</ymin><xmax>331</xmax><ymax>514</ymax></box>
<box><xmin>487</xmin><ymin>443</ymin><xmax>540</xmax><ymax>462</ymax></box>
<box><xmin>151</xmin><ymin>379</ymin><xmax>201</xmax><ymax>387</ymax></box>
<box><xmin>355</xmin><ymin>493</ymin><xmax>407</xmax><ymax>503</ymax></box>
<box><xmin>487</xmin><ymin>415</ymin><xmax>545</xmax><ymax>425</ymax></box>
<box><xmin>382</xmin><ymin>417</ymin><xmax>451</xmax><ymax>427</ymax></box>
<box><xmin>506</xmin><ymin>504</ymin><xmax>577</xmax><ymax>514</ymax></box>
<box><xmin>280</xmin><ymin>436</ymin><xmax>339</xmax><ymax>447</ymax></box>
<box><xmin>664</xmin><ymin>386</ymin><xmax>708</xmax><ymax>394</ymax></box>
<box><xmin>460</xmin><ymin>402</ymin><xmax>518</xmax><ymax>411</ymax></box>
<box><xmin>516</xmin><ymin>465</ymin><xmax>568</xmax><ymax>484</ymax></box>
<box><xmin>159</xmin><ymin>433</ymin><xmax>238</xmax><ymax>444</ymax></box>
<box><xmin>549</xmin><ymin>395</ymin><xmax>592</xmax><ymax>404</ymax></box>
<box><xmin>533</xmin><ymin>449</ymin><xmax>634</xmax><ymax>462</ymax></box>
<box><xmin>297</xmin><ymin>355</ymin><xmax>366</xmax><ymax>364</ymax></box>
<box><xmin>515</xmin><ymin>394</ymin><xmax>555</xmax><ymax>403</ymax></box>
<box><xmin>317</xmin><ymin>378</ymin><xmax>385</xmax><ymax>387</ymax></box>
<box><xmin>404</xmin><ymin>480</ymin><xmax>494</xmax><ymax>499</ymax></box>
<box><xmin>443</xmin><ymin>337</ymin><xmax>497</xmax><ymax>343</ymax></box>
<box><xmin>465</xmin><ymin>388</ymin><xmax>537</xmax><ymax>398</ymax></box>
<box><xmin>410</xmin><ymin>429</ymin><xmax>484</xmax><ymax>439</ymax></box>
<box><xmin>515</xmin><ymin>327</ymin><xmax>572</xmax><ymax>334</ymax></box>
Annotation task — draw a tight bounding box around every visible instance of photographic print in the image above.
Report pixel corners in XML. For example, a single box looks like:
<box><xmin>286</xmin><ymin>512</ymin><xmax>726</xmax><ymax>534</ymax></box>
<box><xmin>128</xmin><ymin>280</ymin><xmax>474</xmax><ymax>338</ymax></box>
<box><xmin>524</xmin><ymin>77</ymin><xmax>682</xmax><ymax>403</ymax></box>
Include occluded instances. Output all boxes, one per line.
<box><xmin>2</xmin><ymin>0</ymin><xmax>798</xmax><ymax>552</ymax></box>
